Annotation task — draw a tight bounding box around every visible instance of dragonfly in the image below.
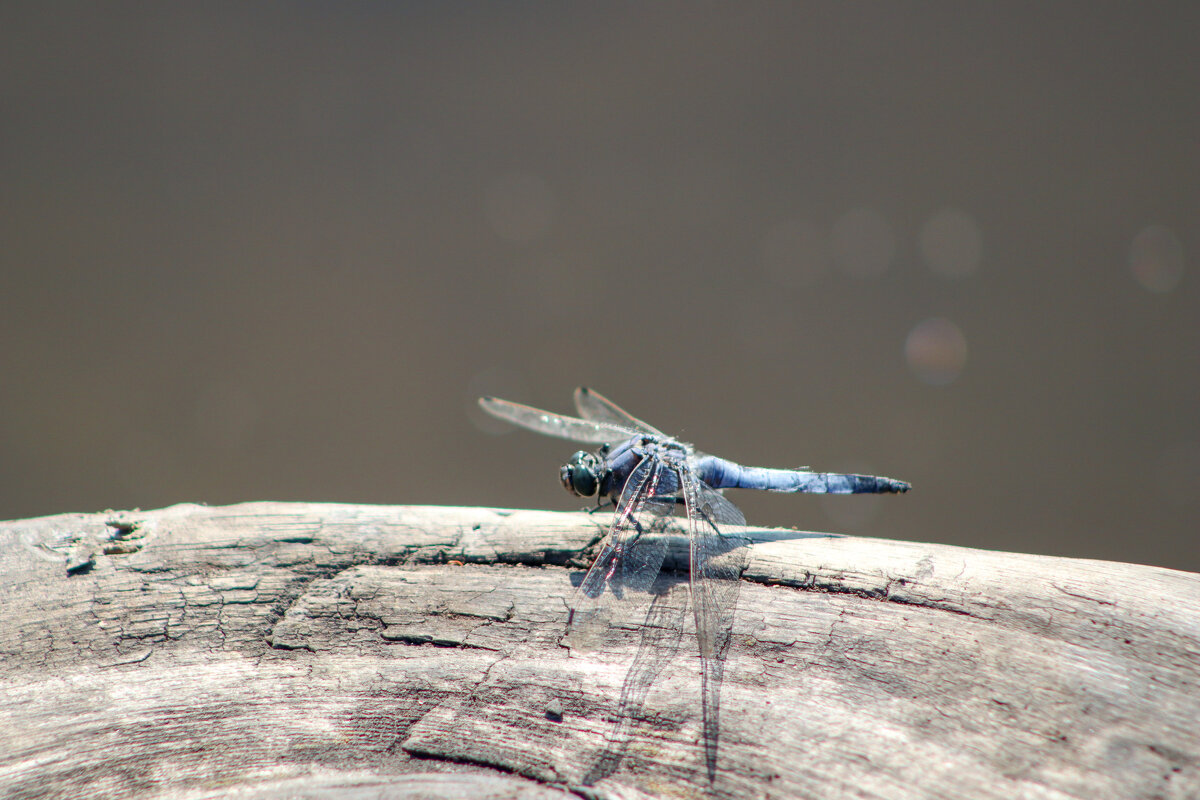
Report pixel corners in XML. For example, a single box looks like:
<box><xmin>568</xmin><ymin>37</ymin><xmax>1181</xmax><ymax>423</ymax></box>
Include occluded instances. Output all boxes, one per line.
<box><xmin>480</xmin><ymin>387</ymin><xmax>910</xmax><ymax>648</ymax></box>
<box><xmin>478</xmin><ymin>388</ymin><xmax>910</xmax><ymax>775</ymax></box>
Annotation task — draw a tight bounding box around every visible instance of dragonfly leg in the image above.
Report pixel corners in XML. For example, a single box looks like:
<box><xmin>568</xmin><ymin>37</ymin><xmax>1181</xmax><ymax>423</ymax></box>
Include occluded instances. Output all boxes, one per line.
<box><xmin>586</xmin><ymin>497</ymin><xmax>616</xmax><ymax>514</ymax></box>
<box><xmin>625</xmin><ymin>515</ymin><xmax>646</xmax><ymax>546</ymax></box>
<box><xmin>688</xmin><ymin>501</ymin><xmax>727</xmax><ymax>535</ymax></box>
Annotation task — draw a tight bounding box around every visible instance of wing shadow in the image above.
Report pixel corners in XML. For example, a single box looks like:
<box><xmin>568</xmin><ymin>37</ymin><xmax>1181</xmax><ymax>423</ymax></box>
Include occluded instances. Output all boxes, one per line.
<box><xmin>580</xmin><ymin>571</ymin><xmax>687</xmax><ymax>786</ymax></box>
<box><xmin>571</xmin><ymin>524</ymin><xmax>831</xmax><ymax>783</ymax></box>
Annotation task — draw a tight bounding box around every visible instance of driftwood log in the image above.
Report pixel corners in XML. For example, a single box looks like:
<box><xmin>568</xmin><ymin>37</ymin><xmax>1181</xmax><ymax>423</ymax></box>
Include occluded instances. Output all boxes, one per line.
<box><xmin>1</xmin><ymin>502</ymin><xmax>1198</xmax><ymax>800</ymax></box>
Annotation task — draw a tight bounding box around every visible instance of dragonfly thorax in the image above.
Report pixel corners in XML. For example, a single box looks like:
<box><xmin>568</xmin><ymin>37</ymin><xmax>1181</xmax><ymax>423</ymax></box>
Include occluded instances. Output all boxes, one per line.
<box><xmin>560</xmin><ymin>436</ymin><xmax>691</xmax><ymax>502</ymax></box>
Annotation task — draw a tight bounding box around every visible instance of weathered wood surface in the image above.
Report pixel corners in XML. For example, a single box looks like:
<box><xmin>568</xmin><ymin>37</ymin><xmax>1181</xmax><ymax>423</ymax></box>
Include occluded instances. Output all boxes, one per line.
<box><xmin>1</xmin><ymin>502</ymin><xmax>1198</xmax><ymax>800</ymax></box>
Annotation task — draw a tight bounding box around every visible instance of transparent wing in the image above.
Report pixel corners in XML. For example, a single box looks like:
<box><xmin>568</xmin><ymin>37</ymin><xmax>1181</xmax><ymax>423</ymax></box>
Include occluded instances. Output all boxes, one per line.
<box><xmin>680</xmin><ymin>464</ymin><xmax>751</xmax><ymax>781</ymax></box>
<box><xmin>573</xmin><ymin>387</ymin><xmax>666</xmax><ymax>438</ymax></box>
<box><xmin>565</xmin><ymin>453</ymin><xmax>677</xmax><ymax>651</ymax></box>
<box><xmin>681</xmin><ymin>467</ymin><xmax>749</xmax><ymax>661</ymax></box>
<box><xmin>478</xmin><ymin>395</ymin><xmax>635</xmax><ymax>444</ymax></box>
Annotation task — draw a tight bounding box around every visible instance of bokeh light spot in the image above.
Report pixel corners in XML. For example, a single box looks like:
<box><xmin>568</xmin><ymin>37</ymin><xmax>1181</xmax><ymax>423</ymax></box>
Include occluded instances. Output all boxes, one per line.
<box><xmin>484</xmin><ymin>172</ymin><xmax>555</xmax><ymax>242</ymax></box>
<box><xmin>905</xmin><ymin>317</ymin><xmax>968</xmax><ymax>385</ymax></box>
<box><xmin>762</xmin><ymin>217</ymin><xmax>830</xmax><ymax>288</ymax></box>
<box><xmin>920</xmin><ymin>207</ymin><xmax>982</xmax><ymax>278</ymax></box>
<box><xmin>831</xmin><ymin>208</ymin><xmax>895</xmax><ymax>278</ymax></box>
<box><xmin>1129</xmin><ymin>224</ymin><xmax>1184</xmax><ymax>293</ymax></box>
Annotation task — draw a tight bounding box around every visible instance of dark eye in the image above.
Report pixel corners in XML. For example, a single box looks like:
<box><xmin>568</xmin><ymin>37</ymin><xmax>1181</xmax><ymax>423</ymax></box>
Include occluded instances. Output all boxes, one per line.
<box><xmin>560</xmin><ymin>451</ymin><xmax>599</xmax><ymax>497</ymax></box>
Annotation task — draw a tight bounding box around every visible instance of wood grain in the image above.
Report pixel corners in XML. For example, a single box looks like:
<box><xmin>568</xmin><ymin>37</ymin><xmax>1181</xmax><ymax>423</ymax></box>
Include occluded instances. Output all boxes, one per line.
<box><xmin>1</xmin><ymin>502</ymin><xmax>1197</xmax><ymax>799</ymax></box>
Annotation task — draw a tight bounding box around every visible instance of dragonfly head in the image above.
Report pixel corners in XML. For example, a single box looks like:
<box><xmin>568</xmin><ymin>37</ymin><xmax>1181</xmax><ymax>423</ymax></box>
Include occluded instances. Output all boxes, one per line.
<box><xmin>560</xmin><ymin>450</ymin><xmax>603</xmax><ymax>498</ymax></box>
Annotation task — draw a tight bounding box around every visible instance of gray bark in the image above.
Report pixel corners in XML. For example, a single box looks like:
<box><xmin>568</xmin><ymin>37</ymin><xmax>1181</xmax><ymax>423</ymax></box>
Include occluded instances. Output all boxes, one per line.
<box><xmin>1</xmin><ymin>502</ymin><xmax>1197</xmax><ymax>800</ymax></box>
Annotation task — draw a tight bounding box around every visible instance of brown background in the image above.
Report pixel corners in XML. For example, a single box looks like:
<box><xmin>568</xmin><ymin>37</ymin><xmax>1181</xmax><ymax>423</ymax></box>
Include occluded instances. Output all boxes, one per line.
<box><xmin>1</xmin><ymin>5</ymin><xmax>1196</xmax><ymax>571</ymax></box>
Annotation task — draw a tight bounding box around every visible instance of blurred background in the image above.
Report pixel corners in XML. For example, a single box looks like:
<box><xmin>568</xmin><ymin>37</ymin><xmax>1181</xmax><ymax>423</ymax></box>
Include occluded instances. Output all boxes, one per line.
<box><xmin>1</xmin><ymin>5</ymin><xmax>1196</xmax><ymax>571</ymax></box>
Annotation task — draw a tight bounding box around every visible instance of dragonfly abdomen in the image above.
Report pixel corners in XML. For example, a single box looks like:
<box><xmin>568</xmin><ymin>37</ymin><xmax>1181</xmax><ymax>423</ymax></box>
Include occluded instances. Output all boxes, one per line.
<box><xmin>695</xmin><ymin>456</ymin><xmax>910</xmax><ymax>494</ymax></box>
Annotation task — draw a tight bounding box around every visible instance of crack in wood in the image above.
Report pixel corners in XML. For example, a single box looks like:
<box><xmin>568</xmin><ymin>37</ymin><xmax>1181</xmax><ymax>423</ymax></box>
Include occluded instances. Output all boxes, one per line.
<box><xmin>3</xmin><ymin>503</ymin><xmax>1198</xmax><ymax>800</ymax></box>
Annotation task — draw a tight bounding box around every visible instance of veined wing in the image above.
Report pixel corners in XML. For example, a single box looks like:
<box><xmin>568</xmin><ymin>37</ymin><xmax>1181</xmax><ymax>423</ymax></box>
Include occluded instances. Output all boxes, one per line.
<box><xmin>565</xmin><ymin>453</ymin><xmax>676</xmax><ymax>652</ymax></box>
<box><xmin>681</xmin><ymin>467</ymin><xmax>749</xmax><ymax>660</ymax></box>
<box><xmin>680</xmin><ymin>464</ymin><xmax>751</xmax><ymax>781</ymax></box>
<box><xmin>573</xmin><ymin>387</ymin><xmax>667</xmax><ymax>438</ymax></box>
<box><xmin>478</xmin><ymin>395</ymin><xmax>634</xmax><ymax>444</ymax></box>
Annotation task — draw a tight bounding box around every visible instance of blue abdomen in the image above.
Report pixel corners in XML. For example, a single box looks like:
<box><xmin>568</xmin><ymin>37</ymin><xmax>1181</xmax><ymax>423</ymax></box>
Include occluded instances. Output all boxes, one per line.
<box><xmin>694</xmin><ymin>456</ymin><xmax>909</xmax><ymax>494</ymax></box>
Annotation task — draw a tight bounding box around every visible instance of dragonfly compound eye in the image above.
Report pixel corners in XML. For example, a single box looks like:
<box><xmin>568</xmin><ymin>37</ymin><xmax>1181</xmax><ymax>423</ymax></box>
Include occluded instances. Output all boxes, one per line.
<box><xmin>560</xmin><ymin>451</ymin><xmax>600</xmax><ymax>497</ymax></box>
